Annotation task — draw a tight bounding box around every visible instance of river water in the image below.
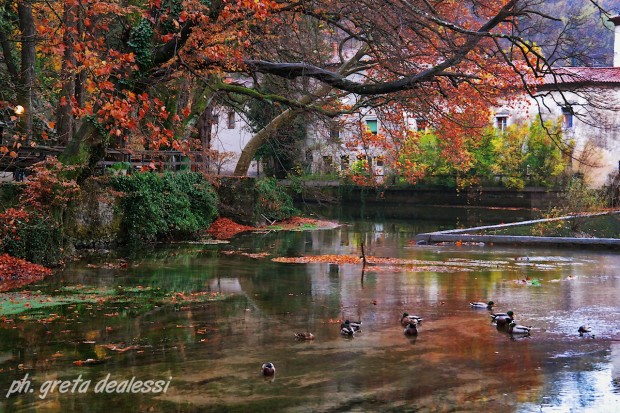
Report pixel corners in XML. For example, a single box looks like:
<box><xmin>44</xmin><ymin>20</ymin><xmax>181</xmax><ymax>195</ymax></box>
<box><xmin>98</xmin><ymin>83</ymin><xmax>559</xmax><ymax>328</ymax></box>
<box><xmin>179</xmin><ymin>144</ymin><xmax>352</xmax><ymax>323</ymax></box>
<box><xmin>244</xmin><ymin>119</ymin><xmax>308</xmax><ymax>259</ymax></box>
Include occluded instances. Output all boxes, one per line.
<box><xmin>1</xmin><ymin>206</ymin><xmax>619</xmax><ymax>412</ymax></box>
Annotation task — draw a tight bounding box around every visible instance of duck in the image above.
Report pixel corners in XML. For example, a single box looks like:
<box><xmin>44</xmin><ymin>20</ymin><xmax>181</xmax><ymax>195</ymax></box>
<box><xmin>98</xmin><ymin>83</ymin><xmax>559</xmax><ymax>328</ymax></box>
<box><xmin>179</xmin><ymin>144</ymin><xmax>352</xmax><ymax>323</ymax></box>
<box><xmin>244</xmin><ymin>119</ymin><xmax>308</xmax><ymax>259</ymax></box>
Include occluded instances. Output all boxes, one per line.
<box><xmin>403</xmin><ymin>321</ymin><xmax>419</xmax><ymax>336</ymax></box>
<box><xmin>294</xmin><ymin>332</ymin><xmax>315</xmax><ymax>340</ymax></box>
<box><xmin>490</xmin><ymin>311</ymin><xmax>514</xmax><ymax>326</ymax></box>
<box><xmin>470</xmin><ymin>301</ymin><xmax>494</xmax><ymax>310</ymax></box>
<box><xmin>343</xmin><ymin>319</ymin><xmax>362</xmax><ymax>332</ymax></box>
<box><xmin>261</xmin><ymin>362</ymin><xmax>276</xmax><ymax>376</ymax></box>
<box><xmin>508</xmin><ymin>321</ymin><xmax>531</xmax><ymax>335</ymax></box>
<box><xmin>340</xmin><ymin>321</ymin><xmax>355</xmax><ymax>336</ymax></box>
<box><xmin>400</xmin><ymin>312</ymin><xmax>423</xmax><ymax>326</ymax></box>
<box><xmin>578</xmin><ymin>326</ymin><xmax>593</xmax><ymax>337</ymax></box>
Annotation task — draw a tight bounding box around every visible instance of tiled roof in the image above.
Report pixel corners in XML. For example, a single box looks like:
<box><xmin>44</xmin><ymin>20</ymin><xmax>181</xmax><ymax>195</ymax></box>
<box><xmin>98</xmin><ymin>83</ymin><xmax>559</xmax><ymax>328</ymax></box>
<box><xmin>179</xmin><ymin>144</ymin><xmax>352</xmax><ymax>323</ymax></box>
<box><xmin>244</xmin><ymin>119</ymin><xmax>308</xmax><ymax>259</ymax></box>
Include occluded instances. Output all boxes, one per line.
<box><xmin>542</xmin><ymin>67</ymin><xmax>620</xmax><ymax>85</ymax></box>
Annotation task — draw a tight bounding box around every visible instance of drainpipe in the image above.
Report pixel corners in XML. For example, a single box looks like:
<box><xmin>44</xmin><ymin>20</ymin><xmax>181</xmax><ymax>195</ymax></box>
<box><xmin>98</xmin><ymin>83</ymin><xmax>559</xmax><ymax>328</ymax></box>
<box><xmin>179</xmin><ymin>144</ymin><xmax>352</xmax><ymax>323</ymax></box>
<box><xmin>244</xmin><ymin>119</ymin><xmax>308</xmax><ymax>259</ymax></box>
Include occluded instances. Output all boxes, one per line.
<box><xmin>610</xmin><ymin>15</ymin><xmax>620</xmax><ymax>67</ymax></box>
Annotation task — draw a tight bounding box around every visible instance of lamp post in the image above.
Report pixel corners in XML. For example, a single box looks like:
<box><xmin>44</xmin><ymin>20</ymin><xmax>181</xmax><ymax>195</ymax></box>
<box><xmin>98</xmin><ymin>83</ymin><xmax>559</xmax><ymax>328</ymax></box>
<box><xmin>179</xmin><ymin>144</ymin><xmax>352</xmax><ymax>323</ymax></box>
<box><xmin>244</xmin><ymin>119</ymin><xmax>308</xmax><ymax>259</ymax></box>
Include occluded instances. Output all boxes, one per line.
<box><xmin>0</xmin><ymin>106</ymin><xmax>26</xmax><ymax>144</ymax></box>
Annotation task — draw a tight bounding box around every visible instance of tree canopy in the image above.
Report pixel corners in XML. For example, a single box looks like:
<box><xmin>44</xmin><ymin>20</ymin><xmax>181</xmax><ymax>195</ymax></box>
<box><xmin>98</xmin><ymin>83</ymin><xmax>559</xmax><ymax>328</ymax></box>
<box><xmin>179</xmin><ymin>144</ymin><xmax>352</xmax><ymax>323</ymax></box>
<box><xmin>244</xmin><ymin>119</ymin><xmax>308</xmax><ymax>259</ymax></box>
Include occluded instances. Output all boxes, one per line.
<box><xmin>0</xmin><ymin>0</ymin><xmax>615</xmax><ymax>177</ymax></box>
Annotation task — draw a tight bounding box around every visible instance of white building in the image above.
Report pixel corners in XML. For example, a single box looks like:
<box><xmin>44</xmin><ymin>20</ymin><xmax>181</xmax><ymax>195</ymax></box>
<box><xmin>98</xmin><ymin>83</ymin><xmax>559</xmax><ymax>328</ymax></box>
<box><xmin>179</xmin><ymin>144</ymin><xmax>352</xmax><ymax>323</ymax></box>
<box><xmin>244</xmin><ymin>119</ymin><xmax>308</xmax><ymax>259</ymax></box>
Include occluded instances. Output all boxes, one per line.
<box><xmin>210</xmin><ymin>17</ymin><xmax>620</xmax><ymax>186</ymax></box>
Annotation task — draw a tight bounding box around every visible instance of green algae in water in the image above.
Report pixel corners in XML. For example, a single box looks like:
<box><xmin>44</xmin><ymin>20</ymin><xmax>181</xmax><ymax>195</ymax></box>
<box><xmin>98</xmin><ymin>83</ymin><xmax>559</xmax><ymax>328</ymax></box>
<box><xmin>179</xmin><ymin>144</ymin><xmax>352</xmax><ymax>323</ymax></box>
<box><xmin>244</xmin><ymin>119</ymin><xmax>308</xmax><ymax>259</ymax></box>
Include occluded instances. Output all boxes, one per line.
<box><xmin>0</xmin><ymin>292</ymin><xmax>110</xmax><ymax>316</ymax></box>
<box><xmin>0</xmin><ymin>283</ymin><xmax>226</xmax><ymax>317</ymax></box>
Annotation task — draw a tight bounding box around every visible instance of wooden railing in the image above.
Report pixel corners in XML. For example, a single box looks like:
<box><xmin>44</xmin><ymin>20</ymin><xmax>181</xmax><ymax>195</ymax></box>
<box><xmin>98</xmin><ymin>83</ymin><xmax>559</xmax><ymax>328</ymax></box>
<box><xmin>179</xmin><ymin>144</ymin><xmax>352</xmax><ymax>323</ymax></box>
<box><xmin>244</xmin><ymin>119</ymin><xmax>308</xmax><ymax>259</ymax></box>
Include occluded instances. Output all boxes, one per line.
<box><xmin>1</xmin><ymin>147</ymin><xmax>218</xmax><ymax>180</ymax></box>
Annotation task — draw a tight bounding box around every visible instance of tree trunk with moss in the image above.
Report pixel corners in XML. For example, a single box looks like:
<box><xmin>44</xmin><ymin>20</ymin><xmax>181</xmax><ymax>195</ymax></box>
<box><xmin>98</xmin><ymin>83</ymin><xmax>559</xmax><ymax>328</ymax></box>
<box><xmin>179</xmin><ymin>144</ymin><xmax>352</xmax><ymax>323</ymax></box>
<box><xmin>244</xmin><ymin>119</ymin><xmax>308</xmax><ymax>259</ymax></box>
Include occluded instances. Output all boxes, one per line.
<box><xmin>60</xmin><ymin>120</ymin><xmax>105</xmax><ymax>180</ymax></box>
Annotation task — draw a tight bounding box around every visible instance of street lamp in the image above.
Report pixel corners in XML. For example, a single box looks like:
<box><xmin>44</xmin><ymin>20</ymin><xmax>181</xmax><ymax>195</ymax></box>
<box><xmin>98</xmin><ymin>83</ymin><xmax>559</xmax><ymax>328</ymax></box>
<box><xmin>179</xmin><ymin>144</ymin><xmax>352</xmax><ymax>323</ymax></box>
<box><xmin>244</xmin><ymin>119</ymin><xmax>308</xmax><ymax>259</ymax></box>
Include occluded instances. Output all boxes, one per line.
<box><xmin>0</xmin><ymin>105</ymin><xmax>25</xmax><ymax>145</ymax></box>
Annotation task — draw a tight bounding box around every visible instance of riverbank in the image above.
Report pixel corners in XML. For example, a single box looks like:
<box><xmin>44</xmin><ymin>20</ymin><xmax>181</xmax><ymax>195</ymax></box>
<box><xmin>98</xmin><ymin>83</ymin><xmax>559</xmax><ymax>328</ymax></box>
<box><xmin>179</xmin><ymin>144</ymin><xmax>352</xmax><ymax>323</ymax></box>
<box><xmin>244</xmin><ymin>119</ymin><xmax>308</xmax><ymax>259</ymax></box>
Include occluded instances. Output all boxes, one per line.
<box><xmin>414</xmin><ymin>210</ymin><xmax>620</xmax><ymax>248</ymax></box>
<box><xmin>285</xmin><ymin>180</ymin><xmax>566</xmax><ymax>209</ymax></box>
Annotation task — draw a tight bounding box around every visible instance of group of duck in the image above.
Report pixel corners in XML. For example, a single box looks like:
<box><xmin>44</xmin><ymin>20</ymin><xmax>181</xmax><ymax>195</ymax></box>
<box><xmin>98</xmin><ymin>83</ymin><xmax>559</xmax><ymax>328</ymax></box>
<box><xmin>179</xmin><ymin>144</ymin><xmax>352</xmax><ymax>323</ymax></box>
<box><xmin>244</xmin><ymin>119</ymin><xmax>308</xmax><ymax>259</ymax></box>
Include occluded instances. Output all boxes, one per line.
<box><xmin>337</xmin><ymin>312</ymin><xmax>423</xmax><ymax>338</ymax></box>
<box><xmin>469</xmin><ymin>301</ymin><xmax>532</xmax><ymax>335</ymax></box>
<box><xmin>470</xmin><ymin>300</ymin><xmax>593</xmax><ymax>337</ymax></box>
<box><xmin>261</xmin><ymin>300</ymin><xmax>594</xmax><ymax>377</ymax></box>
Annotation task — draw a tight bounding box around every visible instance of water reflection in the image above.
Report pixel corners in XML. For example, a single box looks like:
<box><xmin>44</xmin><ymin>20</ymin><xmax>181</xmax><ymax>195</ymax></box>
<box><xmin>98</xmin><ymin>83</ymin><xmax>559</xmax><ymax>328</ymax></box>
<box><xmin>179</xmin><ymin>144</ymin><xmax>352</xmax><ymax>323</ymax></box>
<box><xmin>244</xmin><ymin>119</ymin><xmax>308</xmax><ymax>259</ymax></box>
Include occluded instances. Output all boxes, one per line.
<box><xmin>1</xmin><ymin>210</ymin><xmax>619</xmax><ymax>412</ymax></box>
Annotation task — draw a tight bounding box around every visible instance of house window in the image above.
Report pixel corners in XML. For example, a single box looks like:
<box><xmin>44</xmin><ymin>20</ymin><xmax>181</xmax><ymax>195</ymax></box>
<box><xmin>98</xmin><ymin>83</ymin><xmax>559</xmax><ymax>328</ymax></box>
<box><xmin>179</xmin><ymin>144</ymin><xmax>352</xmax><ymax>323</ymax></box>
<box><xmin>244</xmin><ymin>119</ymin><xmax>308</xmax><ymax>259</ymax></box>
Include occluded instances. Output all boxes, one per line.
<box><xmin>227</xmin><ymin>112</ymin><xmax>235</xmax><ymax>129</ymax></box>
<box><xmin>562</xmin><ymin>106</ymin><xmax>573</xmax><ymax>129</ymax></box>
<box><xmin>329</xmin><ymin>121</ymin><xmax>340</xmax><ymax>140</ymax></box>
<box><xmin>323</xmin><ymin>156</ymin><xmax>333</xmax><ymax>167</ymax></box>
<box><xmin>416</xmin><ymin>118</ymin><xmax>428</xmax><ymax>131</ymax></box>
<box><xmin>340</xmin><ymin>155</ymin><xmax>349</xmax><ymax>169</ymax></box>
<box><xmin>365</xmin><ymin>119</ymin><xmax>378</xmax><ymax>134</ymax></box>
<box><xmin>495</xmin><ymin>116</ymin><xmax>508</xmax><ymax>132</ymax></box>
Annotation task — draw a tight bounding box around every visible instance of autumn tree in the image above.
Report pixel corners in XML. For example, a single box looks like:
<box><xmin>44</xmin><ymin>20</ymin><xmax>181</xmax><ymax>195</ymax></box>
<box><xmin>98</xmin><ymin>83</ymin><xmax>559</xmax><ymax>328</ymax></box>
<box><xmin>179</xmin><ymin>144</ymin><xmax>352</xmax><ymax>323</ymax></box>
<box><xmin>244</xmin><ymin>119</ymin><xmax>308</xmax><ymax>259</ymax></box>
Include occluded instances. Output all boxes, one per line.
<box><xmin>230</xmin><ymin>0</ymin><xmax>613</xmax><ymax>176</ymax></box>
<box><xmin>0</xmin><ymin>0</ymin><xmax>614</xmax><ymax>179</ymax></box>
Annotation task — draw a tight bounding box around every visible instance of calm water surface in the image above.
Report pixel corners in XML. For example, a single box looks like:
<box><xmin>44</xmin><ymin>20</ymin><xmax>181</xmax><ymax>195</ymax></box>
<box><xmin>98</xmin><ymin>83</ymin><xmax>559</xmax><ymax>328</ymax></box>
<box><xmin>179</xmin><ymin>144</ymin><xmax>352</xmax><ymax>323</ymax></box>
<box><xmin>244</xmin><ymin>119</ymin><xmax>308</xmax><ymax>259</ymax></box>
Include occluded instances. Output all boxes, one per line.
<box><xmin>1</xmin><ymin>207</ymin><xmax>619</xmax><ymax>412</ymax></box>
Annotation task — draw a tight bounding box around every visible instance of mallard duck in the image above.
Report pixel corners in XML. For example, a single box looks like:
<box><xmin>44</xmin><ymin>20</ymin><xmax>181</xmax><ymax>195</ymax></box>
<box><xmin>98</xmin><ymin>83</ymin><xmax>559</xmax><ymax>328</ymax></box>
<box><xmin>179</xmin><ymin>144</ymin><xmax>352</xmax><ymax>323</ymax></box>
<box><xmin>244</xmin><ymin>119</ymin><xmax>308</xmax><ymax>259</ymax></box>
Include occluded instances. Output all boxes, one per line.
<box><xmin>400</xmin><ymin>312</ymin><xmax>423</xmax><ymax>326</ymax></box>
<box><xmin>340</xmin><ymin>321</ymin><xmax>355</xmax><ymax>336</ymax></box>
<box><xmin>403</xmin><ymin>321</ymin><xmax>418</xmax><ymax>336</ymax></box>
<box><xmin>295</xmin><ymin>332</ymin><xmax>315</xmax><ymax>340</ymax></box>
<box><xmin>508</xmin><ymin>321</ymin><xmax>531</xmax><ymax>335</ymax></box>
<box><xmin>490</xmin><ymin>311</ymin><xmax>514</xmax><ymax>326</ymax></box>
<box><xmin>340</xmin><ymin>325</ymin><xmax>354</xmax><ymax>336</ymax></box>
<box><xmin>261</xmin><ymin>362</ymin><xmax>276</xmax><ymax>376</ymax></box>
<box><xmin>470</xmin><ymin>301</ymin><xmax>494</xmax><ymax>310</ymax></box>
<box><xmin>344</xmin><ymin>319</ymin><xmax>362</xmax><ymax>332</ymax></box>
<box><xmin>578</xmin><ymin>326</ymin><xmax>592</xmax><ymax>336</ymax></box>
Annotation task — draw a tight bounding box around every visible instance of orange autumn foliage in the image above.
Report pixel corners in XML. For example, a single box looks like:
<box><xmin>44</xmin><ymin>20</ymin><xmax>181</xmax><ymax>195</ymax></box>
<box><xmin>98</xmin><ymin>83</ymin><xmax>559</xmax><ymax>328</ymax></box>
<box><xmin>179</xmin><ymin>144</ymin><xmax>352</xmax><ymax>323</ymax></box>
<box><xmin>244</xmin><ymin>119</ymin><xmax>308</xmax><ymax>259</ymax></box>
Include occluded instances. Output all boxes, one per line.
<box><xmin>207</xmin><ymin>217</ymin><xmax>256</xmax><ymax>240</ymax></box>
<box><xmin>0</xmin><ymin>254</ymin><xmax>53</xmax><ymax>292</ymax></box>
<box><xmin>272</xmin><ymin>255</ymin><xmax>362</xmax><ymax>264</ymax></box>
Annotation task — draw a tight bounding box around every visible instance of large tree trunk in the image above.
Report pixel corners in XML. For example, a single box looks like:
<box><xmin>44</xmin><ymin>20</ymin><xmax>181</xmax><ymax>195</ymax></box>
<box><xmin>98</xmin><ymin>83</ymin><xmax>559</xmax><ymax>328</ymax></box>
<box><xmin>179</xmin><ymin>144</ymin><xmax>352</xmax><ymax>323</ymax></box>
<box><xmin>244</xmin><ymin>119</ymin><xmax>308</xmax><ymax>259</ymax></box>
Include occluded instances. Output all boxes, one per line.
<box><xmin>196</xmin><ymin>105</ymin><xmax>215</xmax><ymax>149</ymax></box>
<box><xmin>181</xmin><ymin>84</ymin><xmax>217</xmax><ymax>142</ymax></box>
<box><xmin>233</xmin><ymin>46</ymin><xmax>367</xmax><ymax>176</ymax></box>
<box><xmin>17</xmin><ymin>1</ymin><xmax>35</xmax><ymax>140</ymax></box>
<box><xmin>60</xmin><ymin>119</ymin><xmax>105</xmax><ymax>180</ymax></box>
<box><xmin>0</xmin><ymin>30</ymin><xmax>19</xmax><ymax>82</ymax></box>
<box><xmin>56</xmin><ymin>3</ymin><xmax>77</xmax><ymax>145</ymax></box>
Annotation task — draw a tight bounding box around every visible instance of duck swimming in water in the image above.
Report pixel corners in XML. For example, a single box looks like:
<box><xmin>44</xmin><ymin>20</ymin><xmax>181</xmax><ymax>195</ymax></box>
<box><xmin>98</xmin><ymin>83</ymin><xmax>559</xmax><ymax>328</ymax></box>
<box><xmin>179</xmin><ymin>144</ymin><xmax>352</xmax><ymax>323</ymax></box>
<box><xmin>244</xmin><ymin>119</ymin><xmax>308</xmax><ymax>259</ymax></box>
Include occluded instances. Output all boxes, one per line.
<box><xmin>578</xmin><ymin>326</ymin><xmax>594</xmax><ymax>337</ymax></box>
<box><xmin>294</xmin><ymin>332</ymin><xmax>315</xmax><ymax>340</ymax></box>
<box><xmin>508</xmin><ymin>321</ymin><xmax>531</xmax><ymax>335</ymax></box>
<box><xmin>470</xmin><ymin>301</ymin><xmax>494</xmax><ymax>310</ymax></box>
<box><xmin>261</xmin><ymin>362</ymin><xmax>276</xmax><ymax>376</ymax></box>
<box><xmin>400</xmin><ymin>312</ymin><xmax>423</xmax><ymax>326</ymax></box>
<box><xmin>344</xmin><ymin>319</ymin><xmax>362</xmax><ymax>332</ymax></box>
<box><xmin>404</xmin><ymin>321</ymin><xmax>419</xmax><ymax>336</ymax></box>
<box><xmin>490</xmin><ymin>311</ymin><xmax>514</xmax><ymax>327</ymax></box>
<box><xmin>340</xmin><ymin>321</ymin><xmax>356</xmax><ymax>336</ymax></box>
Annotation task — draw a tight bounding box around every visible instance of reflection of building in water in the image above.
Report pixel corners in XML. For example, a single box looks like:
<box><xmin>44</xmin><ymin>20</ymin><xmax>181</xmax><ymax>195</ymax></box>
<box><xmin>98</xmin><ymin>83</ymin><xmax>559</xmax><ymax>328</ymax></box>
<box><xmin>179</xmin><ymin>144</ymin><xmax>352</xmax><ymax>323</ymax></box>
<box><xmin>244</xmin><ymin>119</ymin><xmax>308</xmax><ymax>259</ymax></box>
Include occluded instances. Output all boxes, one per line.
<box><xmin>208</xmin><ymin>277</ymin><xmax>243</xmax><ymax>294</ymax></box>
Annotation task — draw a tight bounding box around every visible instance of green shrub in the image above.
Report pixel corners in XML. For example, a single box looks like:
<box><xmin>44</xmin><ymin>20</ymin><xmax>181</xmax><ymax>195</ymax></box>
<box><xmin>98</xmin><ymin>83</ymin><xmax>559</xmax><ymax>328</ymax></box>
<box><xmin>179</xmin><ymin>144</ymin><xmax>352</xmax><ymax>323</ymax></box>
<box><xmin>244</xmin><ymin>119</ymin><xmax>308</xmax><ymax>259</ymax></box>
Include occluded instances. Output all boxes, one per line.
<box><xmin>110</xmin><ymin>172</ymin><xmax>218</xmax><ymax>242</ymax></box>
<box><xmin>1</xmin><ymin>212</ymin><xmax>63</xmax><ymax>266</ymax></box>
<box><xmin>255</xmin><ymin>177</ymin><xmax>298</xmax><ymax>222</ymax></box>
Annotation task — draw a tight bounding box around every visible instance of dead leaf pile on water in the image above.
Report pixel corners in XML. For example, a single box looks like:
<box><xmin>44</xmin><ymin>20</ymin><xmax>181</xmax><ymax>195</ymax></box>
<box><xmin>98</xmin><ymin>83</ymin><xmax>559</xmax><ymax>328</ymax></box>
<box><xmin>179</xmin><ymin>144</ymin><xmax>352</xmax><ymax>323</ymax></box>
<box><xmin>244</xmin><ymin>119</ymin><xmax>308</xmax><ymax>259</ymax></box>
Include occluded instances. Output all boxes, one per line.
<box><xmin>220</xmin><ymin>251</ymin><xmax>270</xmax><ymax>259</ymax></box>
<box><xmin>272</xmin><ymin>255</ymin><xmax>362</xmax><ymax>264</ymax></box>
<box><xmin>86</xmin><ymin>259</ymin><xmax>128</xmax><ymax>269</ymax></box>
<box><xmin>272</xmin><ymin>217</ymin><xmax>339</xmax><ymax>230</ymax></box>
<box><xmin>367</xmin><ymin>265</ymin><xmax>472</xmax><ymax>273</ymax></box>
<box><xmin>207</xmin><ymin>216</ymin><xmax>338</xmax><ymax>240</ymax></box>
<box><xmin>271</xmin><ymin>255</ymin><xmax>523</xmax><ymax>272</ymax></box>
<box><xmin>207</xmin><ymin>217</ymin><xmax>256</xmax><ymax>240</ymax></box>
<box><xmin>0</xmin><ymin>254</ymin><xmax>53</xmax><ymax>292</ymax></box>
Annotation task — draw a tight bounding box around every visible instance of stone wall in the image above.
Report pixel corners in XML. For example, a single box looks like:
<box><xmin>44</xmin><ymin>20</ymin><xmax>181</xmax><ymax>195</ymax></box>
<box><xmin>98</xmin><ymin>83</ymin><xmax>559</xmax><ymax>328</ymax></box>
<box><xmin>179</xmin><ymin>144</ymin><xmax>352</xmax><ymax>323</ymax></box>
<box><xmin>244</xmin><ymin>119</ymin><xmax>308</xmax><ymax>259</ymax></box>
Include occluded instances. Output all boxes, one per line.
<box><xmin>295</xmin><ymin>184</ymin><xmax>564</xmax><ymax>209</ymax></box>
<box><xmin>68</xmin><ymin>180</ymin><xmax>122</xmax><ymax>249</ymax></box>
